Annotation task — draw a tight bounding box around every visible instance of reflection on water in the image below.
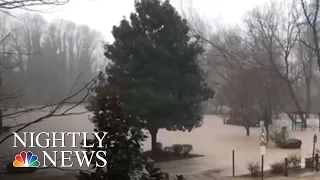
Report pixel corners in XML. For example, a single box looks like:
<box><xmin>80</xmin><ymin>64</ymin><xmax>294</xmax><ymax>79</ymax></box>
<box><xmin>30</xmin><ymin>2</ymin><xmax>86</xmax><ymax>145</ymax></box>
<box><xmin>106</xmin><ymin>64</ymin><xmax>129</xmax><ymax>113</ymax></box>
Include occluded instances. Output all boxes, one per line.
<box><xmin>1</xmin><ymin>105</ymin><xmax>320</xmax><ymax>175</ymax></box>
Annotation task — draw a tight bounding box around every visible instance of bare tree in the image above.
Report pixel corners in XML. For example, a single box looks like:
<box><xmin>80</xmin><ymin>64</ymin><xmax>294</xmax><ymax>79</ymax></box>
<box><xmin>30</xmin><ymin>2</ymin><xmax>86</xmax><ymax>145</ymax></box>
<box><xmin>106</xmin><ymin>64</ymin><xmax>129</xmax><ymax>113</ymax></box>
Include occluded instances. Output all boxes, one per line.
<box><xmin>242</xmin><ymin>0</ymin><xmax>310</xmax><ymax>128</ymax></box>
<box><xmin>296</xmin><ymin>29</ymin><xmax>315</xmax><ymax>118</ymax></box>
<box><xmin>223</xmin><ymin>68</ymin><xmax>260</xmax><ymax>135</ymax></box>
<box><xmin>183</xmin><ymin>5</ymin><xmax>280</xmax><ymax>136</ymax></box>
<box><xmin>183</xmin><ymin>0</ymin><xmax>314</xmax><ymax>136</ymax></box>
<box><xmin>300</xmin><ymin>0</ymin><xmax>320</xmax><ymax>71</ymax></box>
<box><xmin>0</xmin><ymin>0</ymin><xmax>104</xmax><ymax>174</ymax></box>
<box><xmin>0</xmin><ymin>0</ymin><xmax>69</xmax><ymax>10</ymax></box>
<box><xmin>0</xmin><ymin>0</ymin><xmax>73</xmax><ymax>132</ymax></box>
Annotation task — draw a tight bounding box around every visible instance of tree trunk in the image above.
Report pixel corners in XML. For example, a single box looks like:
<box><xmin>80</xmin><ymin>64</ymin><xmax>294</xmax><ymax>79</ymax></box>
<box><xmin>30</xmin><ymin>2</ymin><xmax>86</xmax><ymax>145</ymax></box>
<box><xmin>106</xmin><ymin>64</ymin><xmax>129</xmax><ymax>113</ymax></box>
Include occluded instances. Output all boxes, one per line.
<box><xmin>285</xmin><ymin>80</ymin><xmax>307</xmax><ymax>129</ymax></box>
<box><xmin>0</xmin><ymin>110</ymin><xmax>2</xmax><ymax>134</ymax></box>
<box><xmin>243</xmin><ymin>115</ymin><xmax>250</xmax><ymax>136</ymax></box>
<box><xmin>266</xmin><ymin>124</ymin><xmax>269</xmax><ymax>141</ymax></box>
<box><xmin>264</xmin><ymin>115</ymin><xmax>270</xmax><ymax>142</ymax></box>
<box><xmin>306</xmin><ymin>77</ymin><xmax>311</xmax><ymax>118</ymax></box>
<box><xmin>264</xmin><ymin>111</ymin><xmax>269</xmax><ymax>141</ymax></box>
<box><xmin>275</xmin><ymin>111</ymin><xmax>280</xmax><ymax>119</ymax></box>
<box><xmin>149</xmin><ymin>127</ymin><xmax>158</xmax><ymax>153</ymax></box>
<box><xmin>266</xmin><ymin>112</ymin><xmax>272</xmax><ymax>142</ymax></box>
<box><xmin>297</xmin><ymin>112</ymin><xmax>307</xmax><ymax>130</ymax></box>
<box><xmin>246</xmin><ymin>126</ymin><xmax>250</xmax><ymax>136</ymax></box>
<box><xmin>286</xmin><ymin>112</ymin><xmax>295</xmax><ymax>122</ymax></box>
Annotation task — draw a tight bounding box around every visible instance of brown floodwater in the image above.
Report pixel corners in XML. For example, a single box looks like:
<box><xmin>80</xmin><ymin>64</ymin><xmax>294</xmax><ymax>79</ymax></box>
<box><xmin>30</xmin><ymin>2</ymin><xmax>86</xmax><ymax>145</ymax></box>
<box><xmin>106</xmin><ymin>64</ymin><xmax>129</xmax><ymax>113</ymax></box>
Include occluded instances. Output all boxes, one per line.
<box><xmin>1</xmin><ymin>105</ymin><xmax>319</xmax><ymax>176</ymax></box>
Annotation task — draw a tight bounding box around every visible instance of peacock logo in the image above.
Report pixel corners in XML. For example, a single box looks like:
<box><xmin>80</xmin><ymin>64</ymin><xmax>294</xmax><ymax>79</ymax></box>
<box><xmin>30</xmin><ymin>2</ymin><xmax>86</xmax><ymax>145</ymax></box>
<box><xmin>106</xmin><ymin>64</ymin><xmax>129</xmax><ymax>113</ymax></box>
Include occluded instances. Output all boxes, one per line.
<box><xmin>13</xmin><ymin>151</ymin><xmax>40</xmax><ymax>167</ymax></box>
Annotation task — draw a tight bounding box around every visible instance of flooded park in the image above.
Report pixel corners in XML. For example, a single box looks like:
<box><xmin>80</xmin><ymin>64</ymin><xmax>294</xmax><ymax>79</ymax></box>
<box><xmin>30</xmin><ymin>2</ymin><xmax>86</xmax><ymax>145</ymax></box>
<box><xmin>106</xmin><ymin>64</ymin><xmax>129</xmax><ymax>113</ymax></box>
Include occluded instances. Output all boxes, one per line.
<box><xmin>1</xmin><ymin>105</ymin><xmax>320</xmax><ymax>177</ymax></box>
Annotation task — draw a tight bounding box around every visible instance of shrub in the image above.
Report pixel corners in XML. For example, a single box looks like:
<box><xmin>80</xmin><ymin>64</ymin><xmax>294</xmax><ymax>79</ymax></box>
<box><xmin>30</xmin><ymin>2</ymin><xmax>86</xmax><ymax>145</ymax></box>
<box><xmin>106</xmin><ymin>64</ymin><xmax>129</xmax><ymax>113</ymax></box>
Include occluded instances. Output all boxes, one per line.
<box><xmin>182</xmin><ymin>144</ymin><xmax>193</xmax><ymax>155</ymax></box>
<box><xmin>247</xmin><ymin>161</ymin><xmax>260</xmax><ymax>177</ymax></box>
<box><xmin>270</xmin><ymin>161</ymin><xmax>284</xmax><ymax>174</ymax></box>
<box><xmin>305</xmin><ymin>157</ymin><xmax>313</xmax><ymax>168</ymax></box>
<box><xmin>175</xmin><ymin>175</ymin><xmax>185</xmax><ymax>180</ymax></box>
<box><xmin>287</xmin><ymin>153</ymin><xmax>301</xmax><ymax>167</ymax></box>
<box><xmin>172</xmin><ymin>144</ymin><xmax>183</xmax><ymax>155</ymax></box>
<box><xmin>164</xmin><ymin>146</ymin><xmax>173</xmax><ymax>152</ymax></box>
<box><xmin>269</xmin><ymin>127</ymin><xmax>289</xmax><ymax>146</ymax></box>
<box><xmin>156</xmin><ymin>142</ymin><xmax>163</xmax><ymax>151</ymax></box>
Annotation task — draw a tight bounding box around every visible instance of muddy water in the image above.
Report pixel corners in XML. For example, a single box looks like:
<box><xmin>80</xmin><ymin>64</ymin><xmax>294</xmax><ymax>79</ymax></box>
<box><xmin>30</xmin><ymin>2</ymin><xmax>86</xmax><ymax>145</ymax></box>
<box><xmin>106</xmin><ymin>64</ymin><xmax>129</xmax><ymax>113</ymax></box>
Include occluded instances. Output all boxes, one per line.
<box><xmin>1</xmin><ymin>106</ymin><xmax>320</xmax><ymax>176</ymax></box>
<box><xmin>155</xmin><ymin>116</ymin><xmax>318</xmax><ymax>175</ymax></box>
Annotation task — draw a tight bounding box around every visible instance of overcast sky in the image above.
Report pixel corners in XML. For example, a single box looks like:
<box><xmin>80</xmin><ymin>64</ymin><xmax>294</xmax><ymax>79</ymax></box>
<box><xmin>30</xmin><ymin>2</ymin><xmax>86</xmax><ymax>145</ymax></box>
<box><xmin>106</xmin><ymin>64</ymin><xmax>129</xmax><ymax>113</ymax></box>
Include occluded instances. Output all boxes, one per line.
<box><xmin>41</xmin><ymin>0</ymin><xmax>269</xmax><ymax>42</ymax></box>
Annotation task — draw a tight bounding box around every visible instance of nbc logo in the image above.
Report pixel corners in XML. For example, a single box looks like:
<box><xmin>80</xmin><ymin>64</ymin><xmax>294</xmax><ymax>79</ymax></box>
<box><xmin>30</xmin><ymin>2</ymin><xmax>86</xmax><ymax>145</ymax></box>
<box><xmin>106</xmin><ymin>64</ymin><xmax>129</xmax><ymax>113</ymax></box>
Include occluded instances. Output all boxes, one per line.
<box><xmin>13</xmin><ymin>151</ymin><xmax>40</xmax><ymax>167</ymax></box>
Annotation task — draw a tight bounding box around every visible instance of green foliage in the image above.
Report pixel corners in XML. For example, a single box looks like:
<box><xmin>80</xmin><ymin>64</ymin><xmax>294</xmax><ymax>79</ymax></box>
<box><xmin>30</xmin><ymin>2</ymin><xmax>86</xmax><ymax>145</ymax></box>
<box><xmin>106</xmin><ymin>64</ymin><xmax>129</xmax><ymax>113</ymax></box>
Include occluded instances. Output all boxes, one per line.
<box><xmin>155</xmin><ymin>142</ymin><xmax>163</xmax><ymax>151</ymax></box>
<box><xmin>78</xmin><ymin>75</ymin><xmax>165</xmax><ymax>180</ymax></box>
<box><xmin>172</xmin><ymin>144</ymin><xmax>183</xmax><ymax>155</ymax></box>
<box><xmin>247</xmin><ymin>161</ymin><xmax>260</xmax><ymax>177</ymax></box>
<box><xmin>166</xmin><ymin>144</ymin><xmax>193</xmax><ymax>156</ymax></box>
<box><xmin>181</xmin><ymin>144</ymin><xmax>193</xmax><ymax>155</ymax></box>
<box><xmin>103</xmin><ymin>0</ymin><xmax>213</xmax><ymax>151</ymax></box>
<box><xmin>270</xmin><ymin>161</ymin><xmax>285</xmax><ymax>174</ymax></box>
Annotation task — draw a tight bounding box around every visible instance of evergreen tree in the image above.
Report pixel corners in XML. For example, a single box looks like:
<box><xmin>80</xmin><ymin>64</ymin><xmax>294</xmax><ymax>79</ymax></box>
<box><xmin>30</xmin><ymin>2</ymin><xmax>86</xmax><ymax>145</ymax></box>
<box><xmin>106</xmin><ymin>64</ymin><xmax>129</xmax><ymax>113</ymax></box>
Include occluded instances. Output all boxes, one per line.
<box><xmin>104</xmin><ymin>0</ymin><xmax>213</xmax><ymax>152</ymax></box>
<box><xmin>77</xmin><ymin>73</ymin><xmax>164</xmax><ymax>180</ymax></box>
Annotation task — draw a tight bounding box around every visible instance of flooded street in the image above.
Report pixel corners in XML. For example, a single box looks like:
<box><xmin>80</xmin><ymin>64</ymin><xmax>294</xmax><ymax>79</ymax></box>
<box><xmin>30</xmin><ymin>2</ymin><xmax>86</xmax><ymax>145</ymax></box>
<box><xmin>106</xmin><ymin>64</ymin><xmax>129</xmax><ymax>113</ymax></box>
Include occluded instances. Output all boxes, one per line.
<box><xmin>1</xmin><ymin>105</ymin><xmax>320</xmax><ymax>176</ymax></box>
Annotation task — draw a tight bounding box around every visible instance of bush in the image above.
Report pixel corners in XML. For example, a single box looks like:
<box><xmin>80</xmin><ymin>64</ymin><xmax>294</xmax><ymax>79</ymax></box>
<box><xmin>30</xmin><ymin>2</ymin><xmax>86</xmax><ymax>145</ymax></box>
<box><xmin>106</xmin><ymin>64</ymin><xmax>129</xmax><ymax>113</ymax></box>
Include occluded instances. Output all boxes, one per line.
<box><xmin>269</xmin><ymin>127</ymin><xmax>289</xmax><ymax>146</ymax></box>
<box><xmin>175</xmin><ymin>175</ymin><xmax>185</xmax><ymax>180</ymax></box>
<box><xmin>182</xmin><ymin>144</ymin><xmax>193</xmax><ymax>155</ymax></box>
<box><xmin>164</xmin><ymin>146</ymin><xmax>173</xmax><ymax>152</ymax></box>
<box><xmin>172</xmin><ymin>144</ymin><xmax>183</xmax><ymax>155</ymax></box>
<box><xmin>270</xmin><ymin>161</ymin><xmax>285</xmax><ymax>174</ymax></box>
<box><xmin>156</xmin><ymin>142</ymin><xmax>163</xmax><ymax>151</ymax></box>
<box><xmin>287</xmin><ymin>153</ymin><xmax>301</xmax><ymax>167</ymax></box>
<box><xmin>305</xmin><ymin>157</ymin><xmax>313</xmax><ymax>168</ymax></box>
<box><xmin>247</xmin><ymin>161</ymin><xmax>260</xmax><ymax>177</ymax></box>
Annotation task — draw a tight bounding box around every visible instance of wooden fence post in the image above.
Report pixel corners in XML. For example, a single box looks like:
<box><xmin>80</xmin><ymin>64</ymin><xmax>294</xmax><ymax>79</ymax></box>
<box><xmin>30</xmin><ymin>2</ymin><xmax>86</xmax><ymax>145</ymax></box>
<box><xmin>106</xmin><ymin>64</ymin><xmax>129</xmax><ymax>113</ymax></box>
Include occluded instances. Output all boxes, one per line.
<box><xmin>232</xmin><ymin>150</ymin><xmax>235</xmax><ymax>177</ymax></box>
<box><xmin>316</xmin><ymin>154</ymin><xmax>319</xmax><ymax>172</ymax></box>
<box><xmin>284</xmin><ymin>158</ymin><xmax>288</xmax><ymax>177</ymax></box>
